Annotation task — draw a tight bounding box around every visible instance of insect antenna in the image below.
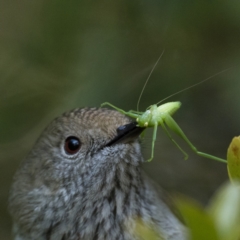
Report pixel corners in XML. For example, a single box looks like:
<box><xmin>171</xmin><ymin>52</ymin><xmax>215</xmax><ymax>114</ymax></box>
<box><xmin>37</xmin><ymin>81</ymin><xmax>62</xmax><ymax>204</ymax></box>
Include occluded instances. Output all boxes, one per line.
<box><xmin>136</xmin><ymin>50</ymin><xmax>165</xmax><ymax>112</ymax></box>
<box><xmin>155</xmin><ymin>67</ymin><xmax>232</xmax><ymax>106</ymax></box>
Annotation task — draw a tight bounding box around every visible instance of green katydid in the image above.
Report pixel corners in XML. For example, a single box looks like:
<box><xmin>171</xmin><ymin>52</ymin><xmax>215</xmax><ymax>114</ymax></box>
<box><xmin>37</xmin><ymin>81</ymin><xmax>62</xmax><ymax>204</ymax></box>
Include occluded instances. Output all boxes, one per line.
<box><xmin>101</xmin><ymin>53</ymin><xmax>229</xmax><ymax>163</ymax></box>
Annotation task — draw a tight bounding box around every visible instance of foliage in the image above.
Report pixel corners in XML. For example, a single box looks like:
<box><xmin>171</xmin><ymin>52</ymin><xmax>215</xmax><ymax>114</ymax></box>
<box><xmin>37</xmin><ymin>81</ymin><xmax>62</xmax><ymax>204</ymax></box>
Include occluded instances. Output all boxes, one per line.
<box><xmin>227</xmin><ymin>136</ymin><xmax>240</xmax><ymax>181</ymax></box>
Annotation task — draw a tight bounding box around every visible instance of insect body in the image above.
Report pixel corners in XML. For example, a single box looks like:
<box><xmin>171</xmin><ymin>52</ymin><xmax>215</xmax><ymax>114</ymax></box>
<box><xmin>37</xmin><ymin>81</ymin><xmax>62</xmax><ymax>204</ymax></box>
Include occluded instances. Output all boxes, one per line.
<box><xmin>136</xmin><ymin>102</ymin><xmax>181</xmax><ymax>127</ymax></box>
<box><xmin>101</xmin><ymin>101</ymin><xmax>227</xmax><ymax>163</ymax></box>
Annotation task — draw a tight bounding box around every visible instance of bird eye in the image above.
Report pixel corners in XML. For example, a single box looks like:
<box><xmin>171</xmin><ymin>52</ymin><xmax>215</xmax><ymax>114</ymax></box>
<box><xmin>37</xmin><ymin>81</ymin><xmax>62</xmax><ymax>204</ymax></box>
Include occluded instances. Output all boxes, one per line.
<box><xmin>64</xmin><ymin>136</ymin><xmax>81</xmax><ymax>154</ymax></box>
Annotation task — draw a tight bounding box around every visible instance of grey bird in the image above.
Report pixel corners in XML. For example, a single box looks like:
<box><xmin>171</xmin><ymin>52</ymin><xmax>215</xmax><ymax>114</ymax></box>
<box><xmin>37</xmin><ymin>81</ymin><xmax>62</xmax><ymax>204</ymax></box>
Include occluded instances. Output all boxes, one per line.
<box><xmin>9</xmin><ymin>107</ymin><xmax>188</xmax><ymax>240</ymax></box>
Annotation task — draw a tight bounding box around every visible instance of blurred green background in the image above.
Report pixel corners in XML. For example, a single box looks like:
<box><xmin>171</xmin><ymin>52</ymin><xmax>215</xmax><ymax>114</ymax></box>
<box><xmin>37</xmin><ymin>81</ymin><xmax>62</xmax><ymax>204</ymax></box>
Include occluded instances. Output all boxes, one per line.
<box><xmin>1</xmin><ymin>0</ymin><xmax>240</xmax><ymax>239</ymax></box>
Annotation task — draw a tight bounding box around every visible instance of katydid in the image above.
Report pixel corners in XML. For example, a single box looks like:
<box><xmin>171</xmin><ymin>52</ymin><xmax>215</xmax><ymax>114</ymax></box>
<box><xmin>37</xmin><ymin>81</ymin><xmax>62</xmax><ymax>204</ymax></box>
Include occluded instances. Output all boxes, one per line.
<box><xmin>101</xmin><ymin>101</ymin><xmax>227</xmax><ymax>163</ymax></box>
<box><xmin>101</xmin><ymin>53</ymin><xmax>229</xmax><ymax>163</ymax></box>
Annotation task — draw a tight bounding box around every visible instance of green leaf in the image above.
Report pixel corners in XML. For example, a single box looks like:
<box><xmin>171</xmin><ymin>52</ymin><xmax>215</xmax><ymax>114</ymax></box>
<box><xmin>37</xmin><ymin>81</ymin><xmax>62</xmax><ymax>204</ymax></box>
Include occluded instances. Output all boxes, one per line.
<box><xmin>176</xmin><ymin>197</ymin><xmax>219</xmax><ymax>240</ymax></box>
<box><xmin>208</xmin><ymin>181</ymin><xmax>240</xmax><ymax>240</ymax></box>
<box><xmin>227</xmin><ymin>136</ymin><xmax>240</xmax><ymax>181</ymax></box>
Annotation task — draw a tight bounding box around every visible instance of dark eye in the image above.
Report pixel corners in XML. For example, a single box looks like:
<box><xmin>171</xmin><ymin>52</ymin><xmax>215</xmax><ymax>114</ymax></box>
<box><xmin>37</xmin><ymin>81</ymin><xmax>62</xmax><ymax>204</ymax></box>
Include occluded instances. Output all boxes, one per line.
<box><xmin>64</xmin><ymin>136</ymin><xmax>81</xmax><ymax>154</ymax></box>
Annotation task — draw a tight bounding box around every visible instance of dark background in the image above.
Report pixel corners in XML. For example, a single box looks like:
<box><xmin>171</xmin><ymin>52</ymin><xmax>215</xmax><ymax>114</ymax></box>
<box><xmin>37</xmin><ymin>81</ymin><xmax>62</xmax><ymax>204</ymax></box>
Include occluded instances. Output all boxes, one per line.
<box><xmin>1</xmin><ymin>1</ymin><xmax>240</xmax><ymax>239</ymax></box>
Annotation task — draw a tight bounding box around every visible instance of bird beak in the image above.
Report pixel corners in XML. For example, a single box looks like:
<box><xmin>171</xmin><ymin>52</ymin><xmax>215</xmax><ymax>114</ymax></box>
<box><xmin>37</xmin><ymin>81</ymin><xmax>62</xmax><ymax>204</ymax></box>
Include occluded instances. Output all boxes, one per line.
<box><xmin>106</xmin><ymin>122</ymin><xmax>145</xmax><ymax>147</ymax></box>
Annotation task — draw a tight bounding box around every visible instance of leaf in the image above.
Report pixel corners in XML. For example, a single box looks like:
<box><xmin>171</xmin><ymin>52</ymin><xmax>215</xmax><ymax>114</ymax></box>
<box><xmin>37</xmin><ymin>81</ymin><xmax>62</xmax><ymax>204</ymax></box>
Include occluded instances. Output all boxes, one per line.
<box><xmin>227</xmin><ymin>136</ymin><xmax>240</xmax><ymax>181</ymax></box>
<box><xmin>208</xmin><ymin>181</ymin><xmax>240</xmax><ymax>240</ymax></box>
<box><xmin>175</xmin><ymin>196</ymin><xmax>219</xmax><ymax>240</ymax></box>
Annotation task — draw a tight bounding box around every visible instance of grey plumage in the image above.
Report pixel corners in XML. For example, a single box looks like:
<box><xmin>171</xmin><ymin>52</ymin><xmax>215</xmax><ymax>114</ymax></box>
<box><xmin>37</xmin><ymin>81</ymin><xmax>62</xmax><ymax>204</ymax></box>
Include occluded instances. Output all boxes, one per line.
<box><xmin>9</xmin><ymin>107</ymin><xmax>187</xmax><ymax>240</ymax></box>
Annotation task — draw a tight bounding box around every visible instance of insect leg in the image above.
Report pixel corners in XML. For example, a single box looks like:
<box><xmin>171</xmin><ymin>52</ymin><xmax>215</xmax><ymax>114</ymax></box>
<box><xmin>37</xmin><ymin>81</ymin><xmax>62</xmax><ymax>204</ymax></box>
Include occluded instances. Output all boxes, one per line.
<box><xmin>101</xmin><ymin>102</ymin><xmax>139</xmax><ymax>118</ymax></box>
<box><xmin>161</xmin><ymin>122</ymin><xmax>189</xmax><ymax>160</ymax></box>
<box><xmin>101</xmin><ymin>102</ymin><xmax>127</xmax><ymax>113</ymax></box>
<box><xmin>129</xmin><ymin>110</ymin><xmax>144</xmax><ymax>114</ymax></box>
<box><xmin>164</xmin><ymin>114</ymin><xmax>227</xmax><ymax>163</ymax></box>
<box><xmin>147</xmin><ymin>122</ymin><xmax>158</xmax><ymax>162</ymax></box>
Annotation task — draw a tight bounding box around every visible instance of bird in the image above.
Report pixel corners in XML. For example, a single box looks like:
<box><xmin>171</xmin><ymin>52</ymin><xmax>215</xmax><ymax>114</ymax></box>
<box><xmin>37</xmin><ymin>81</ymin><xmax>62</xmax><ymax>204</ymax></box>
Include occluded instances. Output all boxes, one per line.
<box><xmin>9</xmin><ymin>107</ymin><xmax>188</xmax><ymax>240</ymax></box>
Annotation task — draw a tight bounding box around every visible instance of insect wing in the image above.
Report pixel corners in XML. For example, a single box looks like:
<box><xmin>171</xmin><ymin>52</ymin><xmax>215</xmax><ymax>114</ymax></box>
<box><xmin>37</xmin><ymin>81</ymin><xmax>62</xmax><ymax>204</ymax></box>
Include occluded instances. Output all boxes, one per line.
<box><xmin>157</xmin><ymin>102</ymin><xmax>181</xmax><ymax>116</ymax></box>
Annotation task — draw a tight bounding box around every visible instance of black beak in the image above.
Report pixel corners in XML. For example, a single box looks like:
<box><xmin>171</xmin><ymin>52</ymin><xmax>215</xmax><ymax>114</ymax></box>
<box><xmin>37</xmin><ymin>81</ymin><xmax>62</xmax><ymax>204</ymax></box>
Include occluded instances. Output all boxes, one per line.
<box><xmin>106</xmin><ymin>122</ymin><xmax>145</xmax><ymax>147</ymax></box>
